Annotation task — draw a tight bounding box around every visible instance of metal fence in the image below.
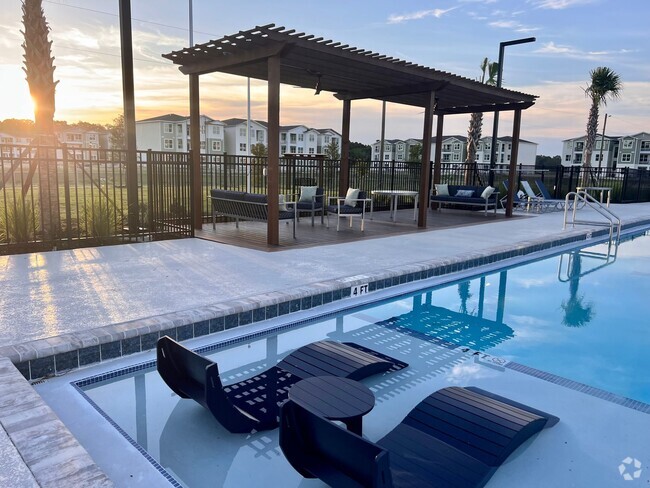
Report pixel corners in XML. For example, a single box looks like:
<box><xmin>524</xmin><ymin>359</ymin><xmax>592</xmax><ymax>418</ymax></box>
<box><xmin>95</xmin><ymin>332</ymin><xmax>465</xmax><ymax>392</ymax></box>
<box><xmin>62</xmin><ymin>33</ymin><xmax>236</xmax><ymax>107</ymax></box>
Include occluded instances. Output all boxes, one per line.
<box><xmin>0</xmin><ymin>144</ymin><xmax>192</xmax><ymax>255</ymax></box>
<box><xmin>3</xmin><ymin>144</ymin><xmax>649</xmax><ymax>255</ymax></box>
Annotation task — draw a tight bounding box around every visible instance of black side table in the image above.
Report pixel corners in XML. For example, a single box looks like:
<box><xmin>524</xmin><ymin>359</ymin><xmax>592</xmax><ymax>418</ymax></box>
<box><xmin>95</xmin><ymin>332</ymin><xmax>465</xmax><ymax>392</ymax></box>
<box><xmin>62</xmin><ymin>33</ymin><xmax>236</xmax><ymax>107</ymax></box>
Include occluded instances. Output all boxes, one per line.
<box><xmin>288</xmin><ymin>376</ymin><xmax>375</xmax><ymax>436</ymax></box>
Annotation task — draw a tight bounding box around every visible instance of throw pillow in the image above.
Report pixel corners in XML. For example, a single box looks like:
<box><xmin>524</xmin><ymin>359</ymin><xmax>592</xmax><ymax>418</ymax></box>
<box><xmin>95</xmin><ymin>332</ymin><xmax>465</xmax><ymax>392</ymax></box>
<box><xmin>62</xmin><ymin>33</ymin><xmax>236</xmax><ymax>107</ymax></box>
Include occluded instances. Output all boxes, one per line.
<box><xmin>480</xmin><ymin>186</ymin><xmax>496</xmax><ymax>199</ymax></box>
<box><xmin>299</xmin><ymin>186</ymin><xmax>318</xmax><ymax>203</ymax></box>
<box><xmin>434</xmin><ymin>184</ymin><xmax>449</xmax><ymax>196</ymax></box>
<box><xmin>344</xmin><ymin>188</ymin><xmax>360</xmax><ymax>207</ymax></box>
<box><xmin>455</xmin><ymin>189</ymin><xmax>474</xmax><ymax>198</ymax></box>
<box><xmin>278</xmin><ymin>194</ymin><xmax>287</xmax><ymax>212</ymax></box>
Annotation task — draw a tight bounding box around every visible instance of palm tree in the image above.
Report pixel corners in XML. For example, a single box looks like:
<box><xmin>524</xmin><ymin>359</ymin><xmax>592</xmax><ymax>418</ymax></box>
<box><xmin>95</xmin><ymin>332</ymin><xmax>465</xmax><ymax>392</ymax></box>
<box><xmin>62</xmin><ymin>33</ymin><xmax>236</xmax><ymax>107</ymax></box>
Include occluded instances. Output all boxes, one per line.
<box><xmin>457</xmin><ymin>281</ymin><xmax>473</xmax><ymax>315</ymax></box>
<box><xmin>581</xmin><ymin>67</ymin><xmax>622</xmax><ymax>185</ymax></box>
<box><xmin>561</xmin><ymin>253</ymin><xmax>594</xmax><ymax>327</ymax></box>
<box><xmin>22</xmin><ymin>0</ymin><xmax>60</xmax><ymax>239</ymax></box>
<box><xmin>465</xmin><ymin>58</ymin><xmax>498</xmax><ymax>185</ymax></box>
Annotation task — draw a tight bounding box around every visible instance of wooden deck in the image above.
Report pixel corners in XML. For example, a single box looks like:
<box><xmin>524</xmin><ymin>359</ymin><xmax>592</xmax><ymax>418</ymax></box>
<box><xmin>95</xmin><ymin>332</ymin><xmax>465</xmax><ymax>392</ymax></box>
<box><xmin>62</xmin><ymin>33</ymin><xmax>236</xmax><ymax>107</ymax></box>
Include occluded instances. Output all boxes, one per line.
<box><xmin>195</xmin><ymin>208</ymin><xmax>525</xmax><ymax>251</ymax></box>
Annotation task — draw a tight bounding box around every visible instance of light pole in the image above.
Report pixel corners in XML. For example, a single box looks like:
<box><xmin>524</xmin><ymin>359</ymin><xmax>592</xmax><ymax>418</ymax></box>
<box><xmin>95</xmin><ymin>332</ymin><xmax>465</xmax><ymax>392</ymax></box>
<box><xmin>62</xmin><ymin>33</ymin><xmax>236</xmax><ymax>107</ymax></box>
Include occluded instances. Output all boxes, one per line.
<box><xmin>488</xmin><ymin>37</ymin><xmax>536</xmax><ymax>187</ymax></box>
<box><xmin>597</xmin><ymin>113</ymin><xmax>611</xmax><ymax>171</ymax></box>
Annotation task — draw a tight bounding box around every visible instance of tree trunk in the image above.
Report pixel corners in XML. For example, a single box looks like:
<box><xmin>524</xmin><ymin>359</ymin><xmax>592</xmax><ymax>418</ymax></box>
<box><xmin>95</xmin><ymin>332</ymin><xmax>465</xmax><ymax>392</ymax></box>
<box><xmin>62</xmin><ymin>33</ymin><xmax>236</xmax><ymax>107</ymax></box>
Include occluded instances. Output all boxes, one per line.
<box><xmin>464</xmin><ymin>112</ymin><xmax>482</xmax><ymax>185</ymax></box>
<box><xmin>581</xmin><ymin>100</ymin><xmax>599</xmax><ymax>187</ymax></box>
<box><xmin>22</xmin><ymin>0</ymin><xmax>60</xmax><ymax>241</ymax></box>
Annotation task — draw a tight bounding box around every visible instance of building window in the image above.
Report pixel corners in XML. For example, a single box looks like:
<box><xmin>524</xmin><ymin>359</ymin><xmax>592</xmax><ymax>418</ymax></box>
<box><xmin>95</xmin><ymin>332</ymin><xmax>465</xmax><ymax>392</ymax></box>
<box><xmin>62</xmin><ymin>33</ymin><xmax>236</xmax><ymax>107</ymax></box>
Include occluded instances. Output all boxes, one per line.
<box><xmin>281</xmin><ymin>145</ymin><xmax>286</xmax><ymax>153</ymax></box>
<box><xmin>163</xmin><ymin>139</ymin><xmax>173</xmax><ymax>149</ymax></box>
<box><xmin>290</xmin><ymin>146</ymin><xmax>296</xmax><ymax>153</ymax></box>
<box><xmin>309</xmin><ymin>134</ymin><xmax>315</xmax><ymax>142</ymax></box>
<box><xmin>621</xmin><ymin>154</ymin><xmax>631</xmax><ymax>162</ymax></box>
<box><xmin>485</xmin><ymin>143</ymin><xmax>491</xmax><ymax>150</ymax></box>
<box><xmin>508</xmin><ymin>143</ymin><xmax>512</xmax><ymax>150</ymax></box>
<box><xmin>212</xmin><ymin>126</ymin><xmax>220</xmax><ymax>135</ymax></box>
<box><xmin>442</xmin><ymin>144</ymin><xmax>452</xmax><ymax>151</ymax></box>
<box><xmin>211</xmin><ymin>140</ymin><xmax>222</xmax><ymax>151</ymax></box>
<box><xmin>384</xmin><ymin>154</ymin><xmax>390</xmax><ymax>160</ymax></box>
<box><xmin>164</xmin><ymin>124</ymin><xmax>173</xmax><ymax>133</ymax></box>
<box><xmin>622</xmin><ymin>139</ymin><xmax>633</xmax><ymax>149</ymax></box>
<box><xmin>200</xmin><ymin>141</ymin><xmax>206</xmax><ymax>150</ymax></box>
<box><xmin>595</xmin><ymin>154</ymin><xmax>601</xmax><ymax>162</ymax></box>
<box><xmin>239</xmin><ymin>143</ymin><xmax>247</xmax><ymax>152</ymax></box>
<box><xmin>325</xmin><ymin>136</ymin><xmax>331</xmax><ymax>143</ymax></box>
<box><xmin>384</xmin><ymin>144</ymin><xmax>390</xmax><ymax>151</ymax></box>
<box><xmin>177</xmin><ymin>139</ymin><xmax>183</xmax><ymax>149</ymax></box>
<box><xmin>640</xmin><ymin>154</ymin><xmax>649</xmax><ymax>163</ymax></box>
<box><xmin>397</xmin><ymin>144</ymin><xmax>404</xmax><ymax>151</ymax></box>
<box><xmin>281</xmin><ymin>133</ymin><xmax>286</xmax><ymax>142</ymax></box>
<box><xmin>290</xmin><ymin>134</ymin><xmax>297</xmax><ymax>143</ymax></box>
<box><xmin>239</xmin><ymin>128</ymin><xmax>247</xmax><ymax>137</ymax></box>
<box><xmin>298</xmin><ymin>134</ymin><xmax>304</xmax><ymax>141</ymax></box>
<box><xmin>442</xmin><ymin>154</ymin><xmax>450</xmax><ymax>162</ymax></box>
<box><xmin>297</xmin><ymin>146</ymin><xmax>304</xmax><ymax>153</ymax></box>
<box><xmin>574</xmin><ymin>154</ymin><xmax>583</xmax><ymax>163</ymax></box>
<box><xmin>641</xmin><ymin>141</ymin><xmax>650</xmax><ymax>150</ymax></box>
<box><xmin>256</xmin><ymin>130</ymin><xmax>264</xmax><ymax>142</ymax></box>
<box><xmin>484</xmin><ymin>154</ymin><xmax>490</xmax><ymax>162</ymax></box>
<box><xmin>177</xmin><ymin>124</ymin><xmax>183</xmax><ymax>134</ymax></box>
<box><xmin>575</xmin><ymin>141</ymin><xmax>584</xmax><ymax>151</ymax></box>
<box><xmin>397</xmin><ymin>154</ymin><xmax>403</xmax><ymax>160</ymax></box>
<box><xmin>453</xmin><ymin>143</ymin><xmax>461</xmax><ymax>151</ymax></box>
<box><xmin>308</xmin><ymin>147</ymin><xmax>315</xmax><ymax>154</ymax></box>
<box><xmin>453</xmin><ymin>153</ymin><xmax>460</xmax><ymax>161</ymax></box>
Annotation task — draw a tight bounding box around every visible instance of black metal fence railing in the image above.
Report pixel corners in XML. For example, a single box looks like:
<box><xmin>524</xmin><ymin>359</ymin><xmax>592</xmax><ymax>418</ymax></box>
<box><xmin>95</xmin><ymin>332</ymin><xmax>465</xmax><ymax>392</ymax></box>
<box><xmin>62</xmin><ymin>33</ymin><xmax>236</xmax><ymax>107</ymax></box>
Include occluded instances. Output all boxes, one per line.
<box><xmin>2</xmin><ymin>143</ymin><xmax>649</xmax><ymax>255</ymax></box>
<box><xmin>0</xmin><ymin>144</ymin><xmax>191</xmax><ymax>255</ymax></box>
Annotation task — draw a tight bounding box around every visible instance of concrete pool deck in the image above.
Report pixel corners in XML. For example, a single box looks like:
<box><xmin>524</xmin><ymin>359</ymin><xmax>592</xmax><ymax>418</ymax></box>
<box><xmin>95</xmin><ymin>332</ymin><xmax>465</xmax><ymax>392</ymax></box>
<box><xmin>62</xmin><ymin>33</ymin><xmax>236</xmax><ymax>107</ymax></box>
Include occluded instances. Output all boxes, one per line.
<box><xmin>1</xmin><ymin>203</ymin><xmax>650</xmax><ymax>487</ymax></box>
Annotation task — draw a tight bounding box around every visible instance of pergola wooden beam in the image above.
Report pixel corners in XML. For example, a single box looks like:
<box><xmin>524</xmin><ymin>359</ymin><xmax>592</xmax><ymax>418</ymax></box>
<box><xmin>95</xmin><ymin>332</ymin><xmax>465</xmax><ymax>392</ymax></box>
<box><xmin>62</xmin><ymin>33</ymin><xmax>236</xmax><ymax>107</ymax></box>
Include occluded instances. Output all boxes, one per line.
<box><xmin>165</xmin><ymin>24</ymin><xmax>538</xmax><ymax>243</ymax></box>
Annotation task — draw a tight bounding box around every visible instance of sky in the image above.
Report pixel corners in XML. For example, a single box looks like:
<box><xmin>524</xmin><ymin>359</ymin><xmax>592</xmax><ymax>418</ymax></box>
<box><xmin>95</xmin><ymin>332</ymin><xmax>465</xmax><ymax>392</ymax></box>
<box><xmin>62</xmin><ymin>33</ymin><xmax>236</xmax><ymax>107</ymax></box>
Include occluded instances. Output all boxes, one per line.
<box><xmin>1</xmin><ymin>0</ymin><xmax>648</xmax><ymax>155</ymax></box>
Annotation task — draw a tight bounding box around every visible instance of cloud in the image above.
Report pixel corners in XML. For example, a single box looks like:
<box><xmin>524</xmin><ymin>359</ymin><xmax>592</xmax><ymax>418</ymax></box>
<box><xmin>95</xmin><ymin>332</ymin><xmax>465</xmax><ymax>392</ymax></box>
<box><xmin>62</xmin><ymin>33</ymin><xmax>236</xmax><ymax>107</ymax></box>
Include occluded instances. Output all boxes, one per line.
<box><xmin>57</xmin><ymin>28</ymin><xmax>100</xmax><ymax>49</ymax></box>
<box><xmin>387</xmin><ymin>7</ymin><xmax>457</xmax><ymax>24</ymax></box>
<box><xmin>535</xmin><ymin>42</ymin><xmax>637</xmax><ymax>61</ymax></box>
<box><xmin>489</xmin><ymin>20</ymin><xmax>539</xmax><ymax>33</ymax></box>
<box><xmin>529</xmin><ymin>0</ymin><xmax>595</xmax><ymax>8</ymax></box>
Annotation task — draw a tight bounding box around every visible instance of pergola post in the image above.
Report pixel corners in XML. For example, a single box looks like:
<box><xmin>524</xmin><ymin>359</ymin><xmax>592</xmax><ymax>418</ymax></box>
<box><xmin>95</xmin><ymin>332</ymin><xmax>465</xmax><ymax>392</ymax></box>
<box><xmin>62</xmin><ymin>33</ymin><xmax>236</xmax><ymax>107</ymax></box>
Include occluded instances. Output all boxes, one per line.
<box><xmin>189</xmin><ymin>73</ymin><xmax>202</xmax><ymax>230</ymax></box>
<box><xmin>118</xmin><ymin>0</ymin><xmax>139</xmax><ymax>237</ymax></box>
<box><xmin>431</xmin><ymin>114</ymin><xmax>444</xmax><ymax>211</ymax></box>
<box><xmin>418</xmin><ymin>91</ymin><xmax>436</xmax><ymax>227</ymax></box>
<box><xmin>267</xmin><ymin>55</ymin><xmax>281</xmax><ymax>245</ymax></box>
<box><xmin>505</xmin><ymin>109</ymin><xmax>522</xmax><ymax>217</ymax></box>
<box><xmin>339</xmin><ymin>99</ymin><xmax>351</xmax><ymax>196</ymax></box>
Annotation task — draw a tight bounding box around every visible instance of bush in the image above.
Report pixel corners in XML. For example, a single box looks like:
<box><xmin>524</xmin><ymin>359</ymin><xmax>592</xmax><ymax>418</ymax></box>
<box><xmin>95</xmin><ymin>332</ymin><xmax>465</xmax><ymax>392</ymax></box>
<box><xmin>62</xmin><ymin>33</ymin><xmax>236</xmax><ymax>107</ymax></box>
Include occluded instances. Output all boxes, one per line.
<box><xmin>82</xmin><ymin>200</ymin><xmax>118</xmax><ymax>243</ymax></box>
<box><xmin>0</xmin><ymin>199</ymin><xmax>38</xmax><ymax>243</ymax></box>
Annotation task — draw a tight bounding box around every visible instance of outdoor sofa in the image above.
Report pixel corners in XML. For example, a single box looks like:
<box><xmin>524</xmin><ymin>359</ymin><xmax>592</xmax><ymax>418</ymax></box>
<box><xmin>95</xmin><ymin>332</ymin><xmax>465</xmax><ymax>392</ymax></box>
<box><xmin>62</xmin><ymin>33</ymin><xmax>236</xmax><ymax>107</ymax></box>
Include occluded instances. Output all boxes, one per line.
<box><xmin>430</xmin><ymin>184</ymin><xmax>499</xmax><ymax>215</ymax></box>
<box><xmin>210</xmin><ymin>189</ymin><xmax>297</xmax><ymax>237</ymax></box>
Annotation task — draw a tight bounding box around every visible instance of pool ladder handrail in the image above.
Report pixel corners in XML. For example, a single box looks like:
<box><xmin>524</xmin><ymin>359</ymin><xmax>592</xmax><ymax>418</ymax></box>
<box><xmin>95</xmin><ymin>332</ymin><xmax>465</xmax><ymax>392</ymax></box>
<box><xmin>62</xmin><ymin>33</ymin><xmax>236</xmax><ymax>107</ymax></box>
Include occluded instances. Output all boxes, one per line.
<box><xmin>557</xmin><ymin>247</ymin><xmax>617</xmax><ymax>283</ymax></box>
<box><xmin>563</xmin><ymin>190</ymin><xmax>621</xmax><ymax>255</ymax></box>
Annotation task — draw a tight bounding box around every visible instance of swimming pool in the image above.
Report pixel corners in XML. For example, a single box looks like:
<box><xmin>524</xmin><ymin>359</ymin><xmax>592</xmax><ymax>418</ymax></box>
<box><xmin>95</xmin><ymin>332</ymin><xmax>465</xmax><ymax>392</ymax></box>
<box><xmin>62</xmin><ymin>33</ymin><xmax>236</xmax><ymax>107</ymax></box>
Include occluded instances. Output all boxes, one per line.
<box><xmin>73</xmin><ymin>229</ymin><xmax>650</xmax><ymax>487</ymax></box>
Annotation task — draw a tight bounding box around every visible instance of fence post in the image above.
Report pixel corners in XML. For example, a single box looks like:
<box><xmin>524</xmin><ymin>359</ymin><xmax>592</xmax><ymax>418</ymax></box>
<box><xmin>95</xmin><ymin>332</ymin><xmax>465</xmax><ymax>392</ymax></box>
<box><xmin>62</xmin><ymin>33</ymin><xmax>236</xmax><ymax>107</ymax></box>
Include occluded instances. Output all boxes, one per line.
<box><xmin>146</xmin><ymin>149</ymin><xmax>155</xmax><ymax>232</ymax></box>
<box><xmin>62</xmin><ymin>144</ymin><xmax>72</xmax><ymax>242</ymax></box>
<box><xmin>390</xmin><ymin>160</ymin><xmax>396</xmax><ymax>191</ymax></box>
<box><xmin>621</xmin><ymin>167</ymin><xmax>629</xmax><ymax>202</ymax></box>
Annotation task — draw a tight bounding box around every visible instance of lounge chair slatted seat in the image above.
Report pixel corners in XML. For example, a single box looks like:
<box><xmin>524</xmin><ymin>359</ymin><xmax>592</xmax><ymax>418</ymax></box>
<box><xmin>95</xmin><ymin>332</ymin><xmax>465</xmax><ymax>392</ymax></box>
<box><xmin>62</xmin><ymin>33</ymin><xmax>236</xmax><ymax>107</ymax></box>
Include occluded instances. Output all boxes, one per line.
<box><xmin>279</xmin><ymin>385</ymin><xmax>559</xmax><ymax>488</ymax></box>
<box><xmin>157</xmin><ymin>336</ymin><xmax>407</xmax><ymax>434</ymax></box>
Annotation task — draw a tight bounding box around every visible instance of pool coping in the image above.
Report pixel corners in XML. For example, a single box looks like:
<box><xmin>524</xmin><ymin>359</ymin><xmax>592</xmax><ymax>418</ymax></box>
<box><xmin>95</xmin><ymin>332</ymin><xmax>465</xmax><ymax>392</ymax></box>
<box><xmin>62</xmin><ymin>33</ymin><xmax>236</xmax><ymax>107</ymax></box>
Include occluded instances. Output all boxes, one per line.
<box><xmin>3</xmin><ymin>216</ymin><xmax>649</xmax><ymax>382</ymax></box>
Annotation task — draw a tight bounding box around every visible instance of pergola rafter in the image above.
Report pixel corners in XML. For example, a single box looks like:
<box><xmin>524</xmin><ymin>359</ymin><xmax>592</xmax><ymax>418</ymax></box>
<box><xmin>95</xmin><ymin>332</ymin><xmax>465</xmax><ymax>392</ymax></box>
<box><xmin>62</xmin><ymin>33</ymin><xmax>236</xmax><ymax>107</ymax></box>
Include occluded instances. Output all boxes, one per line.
<box><xmin>163</xmin><ymin>24</ymin><xmax>536</xmax><ymax>244</ymax></box>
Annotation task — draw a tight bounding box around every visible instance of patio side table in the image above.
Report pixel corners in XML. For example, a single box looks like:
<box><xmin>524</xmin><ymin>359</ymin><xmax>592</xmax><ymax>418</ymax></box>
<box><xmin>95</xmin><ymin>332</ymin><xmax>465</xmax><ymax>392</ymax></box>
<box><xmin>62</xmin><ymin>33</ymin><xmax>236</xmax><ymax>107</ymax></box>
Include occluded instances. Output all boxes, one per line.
<box><xmin>287</xmin><ymin>376</ymin><xmax>374</xmax><ymax>436</ymax></box>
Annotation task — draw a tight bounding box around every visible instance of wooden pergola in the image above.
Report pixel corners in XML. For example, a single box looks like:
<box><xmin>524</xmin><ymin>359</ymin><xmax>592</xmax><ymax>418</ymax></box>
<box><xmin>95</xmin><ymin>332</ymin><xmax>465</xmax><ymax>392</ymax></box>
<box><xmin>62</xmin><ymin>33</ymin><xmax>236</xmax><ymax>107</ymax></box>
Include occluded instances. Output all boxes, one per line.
<box><xmin>163</xmin><ymin>24</ymin><xmax>537</xmax><ymax>245</ymax></box>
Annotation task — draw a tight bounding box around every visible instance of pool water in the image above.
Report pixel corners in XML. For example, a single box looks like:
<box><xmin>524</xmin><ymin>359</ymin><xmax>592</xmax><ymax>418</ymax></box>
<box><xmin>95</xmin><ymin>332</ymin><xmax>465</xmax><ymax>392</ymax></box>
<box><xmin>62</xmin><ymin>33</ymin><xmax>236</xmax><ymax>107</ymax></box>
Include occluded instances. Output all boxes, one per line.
<box><xmin>391</xmin><ymin>231</ymin><xmax>650</xmax><ymax>403</ymax></box>
<box><xmin>79</xmin><ymin>230</ymin><xmax>650</xmax><ymax>487</ymax></box>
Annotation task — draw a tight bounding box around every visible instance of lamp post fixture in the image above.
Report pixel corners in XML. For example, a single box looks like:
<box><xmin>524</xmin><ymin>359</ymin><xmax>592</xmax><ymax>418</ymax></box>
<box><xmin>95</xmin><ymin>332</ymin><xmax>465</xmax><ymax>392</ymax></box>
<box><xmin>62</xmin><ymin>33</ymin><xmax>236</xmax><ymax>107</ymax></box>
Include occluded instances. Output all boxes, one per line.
<box><xmin>597</xmin><ymin>113</ymin><xmax>611</xmax><ymax>171</ymax></box>
<box><xmin>488</xmin><ymin>37</ymin><xmax>536</xmax><ymax>187</ymax></box>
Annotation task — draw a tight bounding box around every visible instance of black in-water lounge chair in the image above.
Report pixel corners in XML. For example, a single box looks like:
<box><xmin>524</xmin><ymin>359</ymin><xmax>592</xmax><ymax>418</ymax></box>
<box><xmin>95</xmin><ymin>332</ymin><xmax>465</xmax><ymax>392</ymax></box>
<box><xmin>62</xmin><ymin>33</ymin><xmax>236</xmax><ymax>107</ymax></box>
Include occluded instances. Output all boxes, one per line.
<box><xmin>156</xmin><ymin>336</ymin><xmax>407</xmax><ymax>434</ymax></box>
<box><xmin>279</xmin><ymin>385</ymin><xmax>559</xmax><ymax>488</ymax></box>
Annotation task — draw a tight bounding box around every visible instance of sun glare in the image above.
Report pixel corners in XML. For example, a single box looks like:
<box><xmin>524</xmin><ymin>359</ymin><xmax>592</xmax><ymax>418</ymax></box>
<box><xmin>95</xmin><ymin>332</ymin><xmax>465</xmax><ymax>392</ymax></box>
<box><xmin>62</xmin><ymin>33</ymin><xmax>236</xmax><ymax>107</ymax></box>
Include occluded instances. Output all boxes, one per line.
<box><xmin>0</xmin><ymin>68</ymin><xmax>35</xmax><ymax>121</ymax></box>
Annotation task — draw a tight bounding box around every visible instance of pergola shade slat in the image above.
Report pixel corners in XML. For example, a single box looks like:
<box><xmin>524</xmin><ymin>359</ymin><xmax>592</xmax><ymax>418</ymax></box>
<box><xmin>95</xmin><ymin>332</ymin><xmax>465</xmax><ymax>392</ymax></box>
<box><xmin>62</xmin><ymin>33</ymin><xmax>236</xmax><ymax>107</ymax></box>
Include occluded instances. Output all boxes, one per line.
<box><xmin>163</xmin><ymin>23</ymin><xmax>535</xmax><ymax>244</ymax></box>
<box><xmin>163</xmin><ymin>23</ymin><xmax>536</xmax><ymax>114</ymax></box>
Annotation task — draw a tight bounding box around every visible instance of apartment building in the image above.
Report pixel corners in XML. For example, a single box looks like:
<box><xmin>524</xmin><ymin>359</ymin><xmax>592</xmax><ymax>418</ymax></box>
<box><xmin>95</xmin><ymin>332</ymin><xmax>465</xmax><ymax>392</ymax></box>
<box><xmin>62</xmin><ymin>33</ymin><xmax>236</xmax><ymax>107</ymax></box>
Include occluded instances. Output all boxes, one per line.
<box><xmin>314</xmin><ymin>129</ymin><xmax>342</xmax><ymax>156</ymax></box>
<box><xmin>562</xmin><ymin>132</ymin><xmax>650</xmax><ymax>169</ymax></box>
<box><xmin>433</xmin><ymin>135</ymin><xmax>468</xmax><ymax>164</ymax></box>
<box><xmin>280</xmin><ymin>125</ymin><xmax>319</xmax><ymax>155</ymax></box>
<box><xmin>222</xmin><ymin>118</ymin><xmax>267</xmax><ymax>156</ymax></box>
<box><xmin>370</xmin><ymin>138</ymin><xmax>422</xmax><ymax>162</ymax></box>
<box><xmin>475</xmin><ymin>136</ymin><xmax>537</xmax><ymax>167</ymax></box>
<box><xmin>136</xmin><ymin>114</ymin><xmax>225</xmax><ymax>154</ymax></box>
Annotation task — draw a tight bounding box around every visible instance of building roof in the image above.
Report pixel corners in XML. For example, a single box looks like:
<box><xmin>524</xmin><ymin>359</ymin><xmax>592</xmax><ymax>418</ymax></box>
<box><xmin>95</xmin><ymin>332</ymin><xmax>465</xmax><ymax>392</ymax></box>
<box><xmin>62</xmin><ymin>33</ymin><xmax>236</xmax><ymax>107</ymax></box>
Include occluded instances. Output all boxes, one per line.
<box><xmin>221</xmin><ymin>118</ymin><xmax>268</xmax><ymax>128</ymax></box>
<box><xmin>163</xmin><ymin>24</ymin><xmax>536</xmax><ymax>115</ymax></box>
<box><xmin>137</xmin><ymin>114</ymin><xmax>188</xmax><ymax>123</ymax></box>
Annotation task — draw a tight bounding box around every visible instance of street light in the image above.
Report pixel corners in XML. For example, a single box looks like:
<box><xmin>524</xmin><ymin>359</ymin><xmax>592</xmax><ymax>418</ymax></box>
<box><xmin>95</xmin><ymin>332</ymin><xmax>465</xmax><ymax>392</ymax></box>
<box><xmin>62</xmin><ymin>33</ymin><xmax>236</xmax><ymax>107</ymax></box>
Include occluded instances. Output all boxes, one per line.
<box><xmin>597</xmin><ymin>113</ymin><xmax>611</xmax><ymax>171</ymax></box>
<box><xmin>488</xmin><ymin>37</ymin><xmax>536</xmax><ymax>187</ymax></box>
